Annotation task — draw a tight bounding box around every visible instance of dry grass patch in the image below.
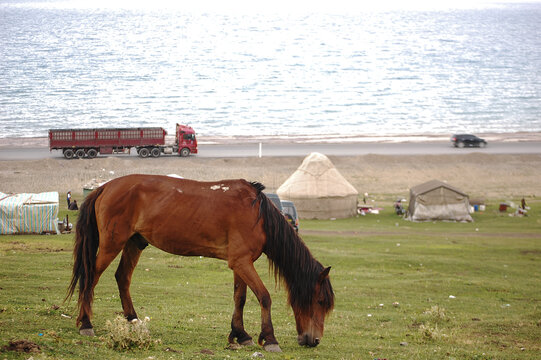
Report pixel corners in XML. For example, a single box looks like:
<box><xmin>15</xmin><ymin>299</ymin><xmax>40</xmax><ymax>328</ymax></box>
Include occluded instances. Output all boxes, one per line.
<box><xmin>102</xmin><ymin>316</ymin><xmax>161</xmax><ymax>350</ymax></box>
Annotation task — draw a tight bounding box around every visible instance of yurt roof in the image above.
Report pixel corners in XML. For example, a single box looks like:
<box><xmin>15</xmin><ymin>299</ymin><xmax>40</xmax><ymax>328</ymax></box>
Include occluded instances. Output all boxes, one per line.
<box><xmin>277</xmin><ymin>152</ymin><xmax>358</xmax><ymax>198</ymax></box>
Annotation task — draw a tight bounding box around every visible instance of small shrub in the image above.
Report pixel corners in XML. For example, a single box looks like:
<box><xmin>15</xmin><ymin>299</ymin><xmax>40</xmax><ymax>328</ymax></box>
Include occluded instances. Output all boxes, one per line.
<box><xmin>423</xmin><ymin>305</ymin><xmax>448</xmax><ymax>322</ymax></box>
<box><xmin>413</xmin><ymin>306</ymin><xmax>451</xmax><ymax>343</ymax></box>
<box><xmin>102</xmin><ymin>316</ymin><xmax>161</xmax><ymax>350</ymax></box>
<box><xmin>418</xmin><ymin>323</ymin><xmax>448</xmax><ymax>341</ymax></box>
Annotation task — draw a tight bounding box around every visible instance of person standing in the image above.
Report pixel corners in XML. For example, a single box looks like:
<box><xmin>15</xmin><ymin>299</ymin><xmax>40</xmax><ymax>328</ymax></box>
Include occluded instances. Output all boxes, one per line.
<box><xmin>67</xmin><ymin>191</ymin><xmax>71</xmax><ymax>207</ymax></box>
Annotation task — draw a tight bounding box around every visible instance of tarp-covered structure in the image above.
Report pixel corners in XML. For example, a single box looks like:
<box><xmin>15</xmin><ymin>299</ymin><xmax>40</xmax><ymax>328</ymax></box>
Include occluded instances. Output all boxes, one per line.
<box><xmin>0</xmin><ymin>192</ymin><xmax>59</xmax><ymax>234</ymax></box>
<box><xmin>406</xmin><ymin>180</ymin><xmax>473</xmax><ymax>222</ymax></box>
<box><xmin>277</xmin><ymin>152</ymin><xmax>358</xmax><ymax>219</ymax></box>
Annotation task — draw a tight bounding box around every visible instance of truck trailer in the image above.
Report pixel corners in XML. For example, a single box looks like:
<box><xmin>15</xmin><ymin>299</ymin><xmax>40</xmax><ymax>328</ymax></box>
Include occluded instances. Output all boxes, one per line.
<box><xmin>48</xmin><ymin>124</ymin><xmax>197</xmax><ymax>159</ymax></box>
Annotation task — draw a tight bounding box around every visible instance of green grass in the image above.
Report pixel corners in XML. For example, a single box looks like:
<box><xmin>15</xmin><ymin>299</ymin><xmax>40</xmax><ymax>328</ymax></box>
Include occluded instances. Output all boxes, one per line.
<box><xmin>0</xmin><ymin>202</ymin><xmax>540</xmax><ymax>359</ymax></box>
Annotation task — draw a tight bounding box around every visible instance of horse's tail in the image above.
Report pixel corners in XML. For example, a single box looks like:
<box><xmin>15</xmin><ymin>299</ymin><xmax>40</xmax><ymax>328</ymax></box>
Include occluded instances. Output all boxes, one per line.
<box><xmin>65</xmin><ymin>186</ymin><xmax>104</xmax><ymax>326</ymax></box>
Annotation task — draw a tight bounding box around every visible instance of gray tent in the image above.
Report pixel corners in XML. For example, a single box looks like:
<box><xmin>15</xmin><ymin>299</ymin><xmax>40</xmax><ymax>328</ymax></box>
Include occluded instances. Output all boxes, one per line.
<box><xmin>277</xmin><ymin>152</ymin><xmax>358</xmax><ymax>219</ymax></box>
<box><xmin>406</xmin><ymin>180</ymin><xmax>473</xmax><ymax>222</ymax></box>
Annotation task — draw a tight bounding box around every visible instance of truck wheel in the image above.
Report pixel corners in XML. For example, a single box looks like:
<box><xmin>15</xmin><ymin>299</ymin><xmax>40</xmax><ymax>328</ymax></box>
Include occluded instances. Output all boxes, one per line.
<box><xmin>75</xmin><ymin>149</ymin><xmax>86</xmax><ymax>158</ymax></box>
<box><xmin>151</xmin><ymin>147</ymin><xmax>161</xmax><ymax>158</ymax></box>
<box><xmin>139</xmin><ymin>148</ymin><xmax>150</xmax><ymax>158</ymax></box>
<box><xmin>180</xmin><ymin>148</ymin><xmax>190</xmax><ymax>157</ymax></box>
<box><xmin>87</xmin><ymin>149</ymin><xmax>98</xmax><ymax>158</ymax></box>
<box><xmin>63</xmin><ymin>149</ymin><xmax>75</xmax><ymax>159</ymax></box>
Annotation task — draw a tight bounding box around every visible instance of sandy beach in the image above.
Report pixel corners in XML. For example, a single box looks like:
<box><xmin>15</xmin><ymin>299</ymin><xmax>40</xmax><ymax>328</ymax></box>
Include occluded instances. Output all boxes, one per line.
<box><xmin>1</xmin><ymin>133</ymin><xmax>540</xmax><ymax>203</ymax></box>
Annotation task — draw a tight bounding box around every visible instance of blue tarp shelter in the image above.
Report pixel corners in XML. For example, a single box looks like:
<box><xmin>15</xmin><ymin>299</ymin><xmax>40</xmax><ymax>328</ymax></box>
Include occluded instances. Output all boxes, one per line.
<box><xmin>0</xmin><ymin>192</ymin><xmax>59</xmax><ymax>235</ymax></box>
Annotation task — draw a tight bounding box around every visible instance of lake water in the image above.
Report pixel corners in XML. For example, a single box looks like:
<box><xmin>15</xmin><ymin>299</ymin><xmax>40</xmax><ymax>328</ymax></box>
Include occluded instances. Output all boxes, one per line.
<box><xmin>1</xmin><ymin>1</ymin><xmax>540</xmax><ymax>138</ymax></box>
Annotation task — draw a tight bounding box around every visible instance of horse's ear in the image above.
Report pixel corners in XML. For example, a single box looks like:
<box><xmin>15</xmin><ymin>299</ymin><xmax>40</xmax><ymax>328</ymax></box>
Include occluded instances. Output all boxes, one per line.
<box><xmin>318</xmin><ymin>266</ymin><xmax>331</xmax><ymax>282</ymax></box>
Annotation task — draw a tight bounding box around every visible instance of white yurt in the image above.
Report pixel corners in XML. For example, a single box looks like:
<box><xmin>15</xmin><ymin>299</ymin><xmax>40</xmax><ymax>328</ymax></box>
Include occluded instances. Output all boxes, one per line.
<box><xmin>277</xmin><ymin>152</ymin><xmax>358</xmax><ymax>219</ymax></box>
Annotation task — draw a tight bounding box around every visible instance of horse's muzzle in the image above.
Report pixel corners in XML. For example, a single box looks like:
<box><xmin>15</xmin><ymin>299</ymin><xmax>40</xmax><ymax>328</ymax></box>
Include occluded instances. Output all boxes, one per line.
<box><xmin>297</xmin><ymin>334</ymin><xmax>321</xmax><ymax>347</ymax></box>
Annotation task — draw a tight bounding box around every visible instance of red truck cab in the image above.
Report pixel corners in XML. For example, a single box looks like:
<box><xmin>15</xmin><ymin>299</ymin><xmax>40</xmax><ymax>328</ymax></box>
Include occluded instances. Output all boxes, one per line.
<box><xmin>175</xmin><ymin>124</ymin><xmax>198</xmax><ymax>156</ymax></box>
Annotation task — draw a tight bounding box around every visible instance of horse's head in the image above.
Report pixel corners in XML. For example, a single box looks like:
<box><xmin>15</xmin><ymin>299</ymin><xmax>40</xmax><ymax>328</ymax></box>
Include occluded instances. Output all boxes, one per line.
<box><xmin>293</xmin><ymin>266</ymin><xmax>334</xmax><ymax>347</ymax></box>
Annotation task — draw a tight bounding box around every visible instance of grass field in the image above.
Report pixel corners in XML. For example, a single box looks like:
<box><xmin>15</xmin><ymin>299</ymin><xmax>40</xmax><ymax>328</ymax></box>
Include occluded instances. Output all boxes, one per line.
<box><xmin>1</xmin><ymin>201</ymin><xmax>540</xmax><ymax>359</ymax></box>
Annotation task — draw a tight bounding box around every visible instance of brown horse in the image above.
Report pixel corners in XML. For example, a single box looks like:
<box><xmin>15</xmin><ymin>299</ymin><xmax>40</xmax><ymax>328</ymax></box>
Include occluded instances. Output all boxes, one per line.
<box><xmin>66</xmin><ymin>174</ymin><xmax>334</xmax><ymax>352</ymax></box>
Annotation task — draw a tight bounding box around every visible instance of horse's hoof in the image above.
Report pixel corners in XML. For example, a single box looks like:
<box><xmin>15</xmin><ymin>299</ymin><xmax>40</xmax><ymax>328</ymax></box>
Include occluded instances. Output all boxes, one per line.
<box><xmin>263</xmin><ymin>344</ymin><xmax>282</xmax><ymax>352</ymax></box>
<box><xmin>79</xmin><ymin>328</ymin><xmax>95</xmax><ymax>336</ymax></box>
<box><xmin>239</xmin><ymin>339</ymin><xmax>255</xmax><ymax>346</ymax></box>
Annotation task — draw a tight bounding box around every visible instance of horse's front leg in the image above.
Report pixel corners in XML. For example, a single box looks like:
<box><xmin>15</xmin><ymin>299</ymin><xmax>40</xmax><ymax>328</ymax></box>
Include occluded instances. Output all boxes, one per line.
<box><xmin>231</xmin><ymin>261</ymin><xmax>281</xmax><ymax>352</ymax></box>
<box><xmin>228</xmin><ymin>272</ymin><xmax>255</xmax><ymax>346</ymax></box>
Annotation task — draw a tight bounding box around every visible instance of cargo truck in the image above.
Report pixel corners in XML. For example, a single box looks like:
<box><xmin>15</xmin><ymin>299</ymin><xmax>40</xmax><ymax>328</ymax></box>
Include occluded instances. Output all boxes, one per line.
<box><xmin>48</xmin><ymin>124</ymin><xmax>197</xmax><ymax>159</ymax></box>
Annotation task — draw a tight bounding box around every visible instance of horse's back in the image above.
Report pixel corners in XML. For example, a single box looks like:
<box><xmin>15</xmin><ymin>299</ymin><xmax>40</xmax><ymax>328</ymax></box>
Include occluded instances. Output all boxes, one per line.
<box><xmin>94</xmin><ymin>175</ymin><xmax>265</xmax><ymax>260</ymax></box>
<box><xmin>98</xmin><ymin>175</ymin><xmax>257</xmax><ymax>211</ymax></box>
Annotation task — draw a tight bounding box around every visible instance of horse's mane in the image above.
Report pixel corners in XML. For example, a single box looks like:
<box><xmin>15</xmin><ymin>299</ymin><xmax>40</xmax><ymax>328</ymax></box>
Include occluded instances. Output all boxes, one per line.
<box><xmin>250</xmin><ymin>182</ymin><xmax>334</xmax><ymax>314</ymax></box>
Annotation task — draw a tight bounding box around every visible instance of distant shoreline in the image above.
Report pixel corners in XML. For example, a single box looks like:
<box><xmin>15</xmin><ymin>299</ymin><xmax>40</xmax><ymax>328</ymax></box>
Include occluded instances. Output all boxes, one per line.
<box><xmin>1</xmin><ymin>131</ymin><xmax>541</xmax><ymax>148</ymax></box>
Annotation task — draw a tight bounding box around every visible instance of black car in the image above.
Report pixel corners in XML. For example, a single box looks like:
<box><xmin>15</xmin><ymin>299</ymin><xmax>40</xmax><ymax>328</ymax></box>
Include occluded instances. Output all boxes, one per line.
<box><xmin>281</xmin><ymin>200</ymin><xmax>299</xmax><ymax>232</ymax></box>
<box><xmin>451</xmin><ymin>134</ymin><xmax>487</xmax><ymax>148</ymax></box>
<box><xmin>264</xmin><ymin>193</ymin><xmax>283</xmax><ymax>212</ymax></box>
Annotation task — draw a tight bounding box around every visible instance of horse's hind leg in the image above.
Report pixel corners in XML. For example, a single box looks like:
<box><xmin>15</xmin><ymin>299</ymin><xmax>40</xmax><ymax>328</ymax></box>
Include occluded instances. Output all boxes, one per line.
<box><xmin>78</xmin><ymin>239</ymin><xmax>125</xmax><ymax>336</ymax></box>
<box><xmin>228</xmin><ymin>272</ymin><xmax>255</xmax><ymax>346</ymax></box>
<box><xmin>115</xmin><ymin>236</ymin><xmax>146</xmax><ymax>322</ymax></box>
